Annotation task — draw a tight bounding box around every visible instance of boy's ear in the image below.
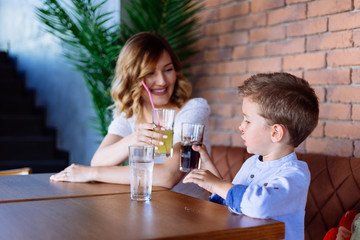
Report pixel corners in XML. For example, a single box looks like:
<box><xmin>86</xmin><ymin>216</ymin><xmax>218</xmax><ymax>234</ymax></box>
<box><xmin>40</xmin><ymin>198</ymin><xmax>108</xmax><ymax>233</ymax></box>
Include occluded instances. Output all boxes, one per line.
<box><xmin>270</xmin><ymin>124</ymin><xmax>286</xmax><ymax>143</ymax></box>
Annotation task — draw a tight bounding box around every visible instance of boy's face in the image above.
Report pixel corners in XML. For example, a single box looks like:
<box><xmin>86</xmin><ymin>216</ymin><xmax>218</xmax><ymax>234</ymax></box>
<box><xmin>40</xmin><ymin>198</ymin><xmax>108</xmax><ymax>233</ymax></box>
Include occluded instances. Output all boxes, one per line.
<box><xmin>239</xmin><ymin>97</ymin><xmax>273</xmax><ymax>156</ymax></box>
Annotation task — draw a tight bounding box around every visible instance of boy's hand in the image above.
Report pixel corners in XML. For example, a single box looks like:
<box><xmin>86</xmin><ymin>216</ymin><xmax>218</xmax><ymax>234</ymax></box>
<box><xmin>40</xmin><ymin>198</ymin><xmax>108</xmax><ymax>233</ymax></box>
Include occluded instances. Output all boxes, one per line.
<box><xmin>192</xmin><ymin>144</ymin><xmax>211</xmax><ymax>164</ymax></box>
<box><xmin>183</xmin><ymin>169</ymin><xmax>222</xmax><ymax>193</ymax></box>
<box><xmin>192</xmin><ymin>144</ymin><xmax>222</xmax><ymax>178</ymax></box>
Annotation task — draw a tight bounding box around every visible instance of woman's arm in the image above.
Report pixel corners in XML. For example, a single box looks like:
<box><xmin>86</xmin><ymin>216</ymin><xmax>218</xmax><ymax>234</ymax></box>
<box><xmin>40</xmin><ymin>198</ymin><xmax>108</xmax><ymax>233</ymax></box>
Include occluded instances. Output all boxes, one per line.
<box><xmin>93</xmin><ymin>142</ymin><xmax>184</xmax><ymax>188</ymax></box>
<box><xmin>50</xmin><ymin>142</ymin><xmax>185</xmax><ymax>189</ymax></box>
<box><xmin>90</xmin><ymin>134</ymin><xmax>128</xmax><ymax>167</ymax></box>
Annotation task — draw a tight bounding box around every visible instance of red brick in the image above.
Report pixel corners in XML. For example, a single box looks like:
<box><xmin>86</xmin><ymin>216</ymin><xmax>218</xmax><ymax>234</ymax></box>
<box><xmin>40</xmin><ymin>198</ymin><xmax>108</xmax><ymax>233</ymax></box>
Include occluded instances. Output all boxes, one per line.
<box><xmin>233</xmin><ymin>104</ymin><xmax>243</xmax><ymax>117</ymax></box>
<box><xmin>221</xmin><ymin>0</ymin><xmax>234</xmax><ymax>4</ymax></box>
<box><xmin>304</xmin><ymin>68</ymin><xmax>351</xmax><ymax>85</ymax></box>
<box><xmin>268</xmin><ymin>4</ymin><xmax>306</xmax><ymax>25</ymax></box>
<box><xmin>210</xmin><ymin>132</ymin><xmax>231</xmax><ymax>146</ymax></box>
<box><xmin>232</xmin><ymin>133</ymin><xmax>246</xmax><ymax>147</ymax></box>
<box><xmin>307</xmin><ymin>0</ymin><xmax>352</xmax><ymax>18</ymax></box>
<box><xmin>283</xmin><ymin>52</ymin><xmax>325</xmax><ymax>70</ymax></box>
<box><xmin>213</xmin><ymin>117</ymin><xmax>242</xmax><ymax>132</ymax></box>
<box><xmin>204</xmin><ymin>48</ymin><xmax>232</xmax><ymax>62</ymax></box>
<box><xmin>327</xmin><ymin>86</ymin><xmax>360</xmax><ymax>103</ymax></box>
<box><xmin>310</xmin><ymin>121</ymin><xmax>324</xmax><ymax>137</ymax></box>
<box><xmin>325</xmin><ymin>122</ymin><xmax>360</xmax><ymax>139</ymax></box>
<box><xmin>328</xmin><ymin>49</ymin><xmax>360</xmax><ymax>67</ymax></box>
<box><xmin>295</xmin><ymin>141</ymin><xmax>305</xmax><ymax>153</ymax></box>
<box><xmin>266</xmin><ymin>38</ymin><xmax>305</xmax><ymax>56</ymax></box>
<box><xmin>251</xmin><ymin>0</ymin><xmax>285</xmax><ymax>13</ymax></box>
<box><xmin>199</xmin><ymin>89</ymin><xmax>241</xmax><ymax>103</ymax></box>
<box><xmin>198</xmin><ymin>8</ymin><xmax>218</xmax><ymax>24</ymax></box>
<box><xmin>314</xmin><ymin>87</ymin><xmax>325</xmax><ymax>103</ymax></box>
<box><xmin>329</xmin><ymin>12</ymin><xmax>360</xmax><ymax>31</ymax></box>
<box><xmin>193</xmin><ymin>76</ymin><xmax>231</xmax><ymax>90</ymax></box>
<box><xmin>234</xmin><ymin>13</ymin><xmax>267</xmax><ymax>30</ymax></box>
<box><xmin>219</xmin><ymin>32</ymin><xmax>248</xmax><ymax>47</ymax></box>
<box><xmin>286</xmin><ymin>71</ymin><xmax>303</xmax><ymax>79</ymax></box>
<box><xmin>190</xmin><ymin>63</ymin><xmax>217</xmax><ymax>75</ymax></box>
<box><xmin>287</xmin><ymin>18</ymin><xmax>327</xmax><ymax>37</ymax></box>
<box><xmin>355</xmin><ymin>140</ymin><xmax>360</xmax><ymax>158</ymax></box>
<box><xmin>286</xmin><ymin>0</ymin><xmax>312</xmax><ymax>3</ymax></box>
<box><xmin>353</xmin><ymin>68</ymin><xmax>360</xmax><ymax>84</ymax></box>
<box><xmin>356</xmin><ymin>0</ymin><xmax>360</xmax><ymax>9</ymax></box>
<box><xmin>250</xmin><ymin>26</ymin><xmax>286</xmax><ymax>43</ymax></box>
<box><xmin>189</xmin><ymin>65</ymin><xmax>202</xmax><ymax>76</ymax></box>
<box><xmin>219</xmin><ymin>2</ymin><xmax>249</xmax><ymax>19</ymax></box>
<box><xmin>354</xmin><ymin>30</ymin><xmax>360</xmax><ymax>47</ymax></box>
<box><xmin>306</xmin><ymin>31</ymin><xmax>353</xmax><ymax>51</ymax></box>
<box><xmin>195</xmin><ymin>36</ymin><xmax>218</xmax><ymax>50</ymax></box>
<box><xmin>305</xmin><ymin>137</ymin><xmax>353</xmax><ymax>157</ymax></box>
<box><xmin>205</xmin><ymin>0</ymin><xmax>220</xmax><ymax>8</ymax></box>
<box><xmin>231</xmin><ymin>74</ymin><xmax>252</xmax><ymax>88</ymax></box>
<box><xmin>233</xmin><ymin>45</ymin><xmax>266</xmax><ymax>60</ymax></box>
<box><xmin>217</xmin><ymin>60</ymin><xmax>246</xmax><ymax>75</ymax></box>
<box><xmin>352</xmin><ymin>105</ymin><xmax>360</xmax><ymax>121</ymax></box>
<box><xmin>185</xmin><ymin>51</ymin><xmax>204</xmax><ymax>65</ymax></box>
<box><xmin>210</xmin><ymin>104</ymin><xmax>233</xmax><ymax>117</ymax></box>
<box><xmin>247</xmin><ymin>57</ymin><xmax>282</xmax><ymax>73</ymax></box>
<box><xmin>205</xmin><ymin>19</ymin><xmax>234</xmax><ymax>35</ymax></box>
<box><xmin>319</xmin><ymin>103</ymin><xmax>351</xmax><ymax>120</ymax></box>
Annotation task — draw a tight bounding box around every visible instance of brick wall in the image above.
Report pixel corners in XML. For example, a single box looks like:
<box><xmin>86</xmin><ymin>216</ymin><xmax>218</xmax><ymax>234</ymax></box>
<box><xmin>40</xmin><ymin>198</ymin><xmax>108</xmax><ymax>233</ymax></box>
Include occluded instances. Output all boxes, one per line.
<box><xmin>189</xmin><ymin>0</ymin><xmax>360</xmax><ymax>157</ymax></box>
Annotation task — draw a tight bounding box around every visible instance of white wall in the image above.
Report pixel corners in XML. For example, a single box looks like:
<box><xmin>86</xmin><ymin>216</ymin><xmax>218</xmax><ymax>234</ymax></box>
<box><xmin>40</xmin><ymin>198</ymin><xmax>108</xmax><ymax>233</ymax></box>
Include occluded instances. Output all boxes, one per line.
<box><xmin>0</xmin><ymin>0</ymin><xmax>120</xmax><ymax>165</ymax></box>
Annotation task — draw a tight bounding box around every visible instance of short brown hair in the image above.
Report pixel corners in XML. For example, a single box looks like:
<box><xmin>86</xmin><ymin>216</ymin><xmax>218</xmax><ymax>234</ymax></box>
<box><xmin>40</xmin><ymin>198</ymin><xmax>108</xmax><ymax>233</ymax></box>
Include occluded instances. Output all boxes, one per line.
<box><xmin>111</xmin><ymin>32</ymin><xmax>192</xmax><ymax>121</ymax></box>
<box><xmin>238</xmin><ymin>72</ymin><xmax>319</xmax><ymax>147</ymax></box>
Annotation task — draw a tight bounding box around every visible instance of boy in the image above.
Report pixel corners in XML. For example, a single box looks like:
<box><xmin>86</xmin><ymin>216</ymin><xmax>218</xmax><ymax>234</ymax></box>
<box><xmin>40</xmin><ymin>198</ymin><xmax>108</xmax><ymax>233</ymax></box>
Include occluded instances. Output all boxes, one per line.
<box><xmin>183</xmin><ymin>72</ymin><xmax>319</xmax><ymax>240</ymax></box>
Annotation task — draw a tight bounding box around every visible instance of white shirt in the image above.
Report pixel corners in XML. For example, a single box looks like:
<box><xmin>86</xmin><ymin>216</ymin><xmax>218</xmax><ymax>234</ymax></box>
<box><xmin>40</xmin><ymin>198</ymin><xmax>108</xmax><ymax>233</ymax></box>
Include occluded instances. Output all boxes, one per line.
<box><xmin>229</xmin><ymin>152</ymin><xmax>310</xmax><ymax>240</ymax></box>
<box><xmin>108</xmin><ymin>98</ymin><xmax>211</xmax><ymax>199</ymax></box>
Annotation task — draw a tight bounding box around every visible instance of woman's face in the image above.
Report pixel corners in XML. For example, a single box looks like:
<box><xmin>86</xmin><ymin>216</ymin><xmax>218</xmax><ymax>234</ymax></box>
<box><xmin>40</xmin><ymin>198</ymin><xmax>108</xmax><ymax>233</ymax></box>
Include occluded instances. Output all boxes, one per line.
<box><xmin>143</xmin><ymin>51</ymin><xmax>176</xmax><ymax>108</ymax></box>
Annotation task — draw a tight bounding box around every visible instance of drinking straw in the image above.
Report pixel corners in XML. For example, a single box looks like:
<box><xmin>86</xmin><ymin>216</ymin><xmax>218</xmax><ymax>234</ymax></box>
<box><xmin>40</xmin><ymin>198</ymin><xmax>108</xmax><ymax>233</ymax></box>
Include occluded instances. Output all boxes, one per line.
<box><xmin>141</xmin><ymin>81</ymin><xmax>159</xmax><ymax>125</ymax></box>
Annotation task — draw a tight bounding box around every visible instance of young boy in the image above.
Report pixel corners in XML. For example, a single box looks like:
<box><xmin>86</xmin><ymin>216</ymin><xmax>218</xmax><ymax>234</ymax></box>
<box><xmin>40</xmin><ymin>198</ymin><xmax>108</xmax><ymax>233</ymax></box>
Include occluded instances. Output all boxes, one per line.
<box><xmin>183</xmin><ymin>72</ymin><xmax>319</xmax><ymax>240</ymax></box>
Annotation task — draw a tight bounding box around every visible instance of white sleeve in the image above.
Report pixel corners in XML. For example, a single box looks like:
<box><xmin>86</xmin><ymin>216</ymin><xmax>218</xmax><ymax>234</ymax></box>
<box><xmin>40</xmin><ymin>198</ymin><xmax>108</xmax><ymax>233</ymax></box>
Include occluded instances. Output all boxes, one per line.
<box><xmin>107</xmin><ymin>113</ymin><xmax>133</xmax><ymax>137</ymax></box>
<box><xmin>173</xmin><ymin>98</ymin><xmax>211</xmax><ymax>153</ymax></box>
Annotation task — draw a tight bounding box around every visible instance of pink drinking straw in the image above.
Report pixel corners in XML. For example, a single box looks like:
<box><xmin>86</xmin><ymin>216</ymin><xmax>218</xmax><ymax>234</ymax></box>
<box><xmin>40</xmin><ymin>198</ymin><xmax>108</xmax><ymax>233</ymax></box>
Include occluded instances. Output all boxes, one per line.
<box><xmin>141</xmin><ymin>81</ymin><xmax>159</xmax><ymax>125</ymax></box>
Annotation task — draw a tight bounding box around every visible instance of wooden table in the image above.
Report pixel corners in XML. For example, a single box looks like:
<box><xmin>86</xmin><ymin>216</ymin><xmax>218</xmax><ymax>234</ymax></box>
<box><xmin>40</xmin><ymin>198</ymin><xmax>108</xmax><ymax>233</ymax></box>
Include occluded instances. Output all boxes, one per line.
<box><xmin>0</xmin><ymin>173</ymin><xmax>165</xmax><ymax>203</ymax></box>
<box><xmin>0</xmin><ymin>174</ymin><xmax>284</xmax><ymax>240</ymax></box>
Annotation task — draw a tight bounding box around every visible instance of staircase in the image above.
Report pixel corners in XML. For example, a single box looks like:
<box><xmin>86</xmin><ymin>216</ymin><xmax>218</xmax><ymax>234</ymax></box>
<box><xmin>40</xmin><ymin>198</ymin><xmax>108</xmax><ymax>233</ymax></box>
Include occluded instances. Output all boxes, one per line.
<box><xmin>0</xmin><ymin>51</ymin><xmax>69</xmax><ymax>173</ymax></box>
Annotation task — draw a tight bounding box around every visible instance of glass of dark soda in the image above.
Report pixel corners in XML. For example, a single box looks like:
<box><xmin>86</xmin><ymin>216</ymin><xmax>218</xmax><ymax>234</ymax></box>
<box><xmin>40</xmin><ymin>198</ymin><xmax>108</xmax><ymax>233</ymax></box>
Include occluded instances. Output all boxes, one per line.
<box><xmin>180</xmin><ymin>123</ymin><xmax>205</xmax><ymax>172</ymax></box>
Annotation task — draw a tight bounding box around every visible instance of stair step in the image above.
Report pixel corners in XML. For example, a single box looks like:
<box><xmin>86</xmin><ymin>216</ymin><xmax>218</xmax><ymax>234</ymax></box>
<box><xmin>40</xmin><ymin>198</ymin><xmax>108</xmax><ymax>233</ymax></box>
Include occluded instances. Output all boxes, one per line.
<box><xmin>0</xmin><ymin>65</ymin><xmax>17</xmax><ymax>79</ymax></box>
<box><xmin>0</xmin><ymin>79</ymin><xmax>26</xmax><ymax>95</ymax></box>
<box><xmin>0</xmin><ymin>51</ymin><xmax>10</xmax><ymax>62</ymax></box>
<box><xmin>0</xmin><ymin>94</ymin><xmax>38</xmax><ymax>114</ymax></box>
<box><xmin>0</xmin><ymin>114</ymin><xmax>51</xmax><ymax>136</ymax></box>
<box><xmin>0</xmin><ymin>136</ymin><xmax>57</xmax><ymax>160</ymax></box>
<box><xmin>0</xmin><ymin>51</ymin><xmax>70</xmax><ymax>173</ymax></box>
<box><xmin>0</xmin><ymin>159</ymin><xmax>68</xmax><ymax>173</ymax></box>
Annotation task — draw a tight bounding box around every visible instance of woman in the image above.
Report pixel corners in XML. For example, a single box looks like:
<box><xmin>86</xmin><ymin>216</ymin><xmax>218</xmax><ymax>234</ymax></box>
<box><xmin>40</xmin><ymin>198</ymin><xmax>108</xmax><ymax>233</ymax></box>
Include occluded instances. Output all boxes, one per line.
<box><xmin>50</xmin><ymin>32</ymin><xmax>211</xmax><ymax>199</ymax></box>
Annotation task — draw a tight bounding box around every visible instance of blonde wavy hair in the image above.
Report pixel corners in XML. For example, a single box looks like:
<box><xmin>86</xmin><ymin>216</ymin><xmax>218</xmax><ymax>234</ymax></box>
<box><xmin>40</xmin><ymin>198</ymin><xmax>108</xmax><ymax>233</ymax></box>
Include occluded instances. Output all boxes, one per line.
<box><xmin>111</xmin><ymin>32</ymin><xmax>192</xmax><ymax>122</ymax></box>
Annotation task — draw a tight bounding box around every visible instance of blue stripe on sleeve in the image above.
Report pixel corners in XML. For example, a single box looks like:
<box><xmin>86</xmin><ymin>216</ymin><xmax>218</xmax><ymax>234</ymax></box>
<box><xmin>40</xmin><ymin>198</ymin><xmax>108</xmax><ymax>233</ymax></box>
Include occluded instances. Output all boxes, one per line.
<box><xmin>225</xmin><ymin>184</ymin><xmax>247</xmax><ymax>215</ymax></box>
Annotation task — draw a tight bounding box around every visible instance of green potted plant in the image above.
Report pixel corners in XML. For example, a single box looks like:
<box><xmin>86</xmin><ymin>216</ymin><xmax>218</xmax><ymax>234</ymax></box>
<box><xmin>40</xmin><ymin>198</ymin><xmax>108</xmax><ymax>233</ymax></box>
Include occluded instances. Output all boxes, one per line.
<box><xmin>36</xmin><ymin>0</ymin><xmax>203</xmax><ymax>137</ymax></box>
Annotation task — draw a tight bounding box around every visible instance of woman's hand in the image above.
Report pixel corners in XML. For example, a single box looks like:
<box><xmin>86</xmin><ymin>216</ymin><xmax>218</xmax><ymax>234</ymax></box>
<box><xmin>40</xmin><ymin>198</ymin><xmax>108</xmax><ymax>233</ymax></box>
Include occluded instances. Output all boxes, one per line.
<box><xmin>133</xmin><ymin>123</ymin><xmax>167</xmax><ymax>147</ymax></box>
<box><xmin>50</xmin><ymin>164</ymin><xmax>95</xmax><ymax>182</ymax></box>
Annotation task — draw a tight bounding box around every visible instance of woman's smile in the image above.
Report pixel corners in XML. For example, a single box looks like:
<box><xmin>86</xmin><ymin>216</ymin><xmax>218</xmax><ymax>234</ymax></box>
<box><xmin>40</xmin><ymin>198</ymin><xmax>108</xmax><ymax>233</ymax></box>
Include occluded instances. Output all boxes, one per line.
<box><xmin>151</xmin><ymin>87</ymin><xmax>168</xmax><ymax>96</ymax></box>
